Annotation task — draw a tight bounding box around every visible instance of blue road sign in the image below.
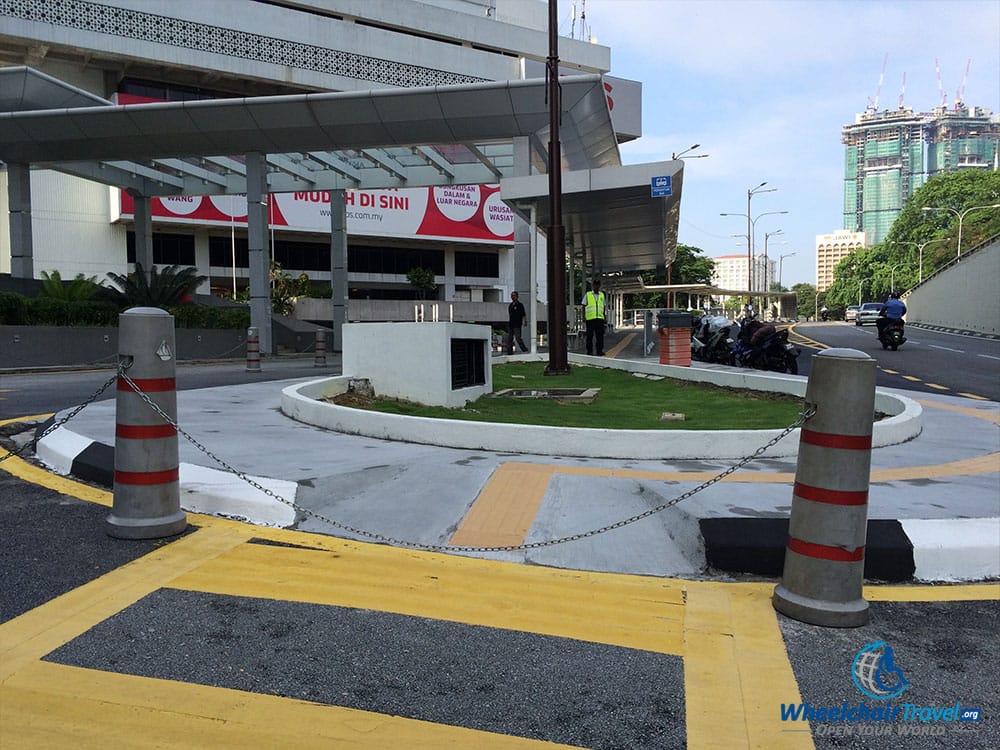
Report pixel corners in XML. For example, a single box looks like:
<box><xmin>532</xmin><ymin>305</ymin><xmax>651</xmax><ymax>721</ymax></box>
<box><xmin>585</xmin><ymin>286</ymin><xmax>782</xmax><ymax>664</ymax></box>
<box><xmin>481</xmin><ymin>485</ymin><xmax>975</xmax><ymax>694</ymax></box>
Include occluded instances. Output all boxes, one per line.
<box><xmin>651</xmin><ymin>175</ymin><xmax>672</xmax><ymax>197</ymax></box>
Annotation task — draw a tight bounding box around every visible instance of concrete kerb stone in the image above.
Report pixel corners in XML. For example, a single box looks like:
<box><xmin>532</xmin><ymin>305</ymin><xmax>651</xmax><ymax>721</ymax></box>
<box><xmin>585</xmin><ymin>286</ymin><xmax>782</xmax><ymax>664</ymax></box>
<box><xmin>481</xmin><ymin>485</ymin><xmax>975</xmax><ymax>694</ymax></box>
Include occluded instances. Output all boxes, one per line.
<box><xmin>279</xmin><ymin>353</ymin><xmax>922</xmax><ymax>460</ymax></box>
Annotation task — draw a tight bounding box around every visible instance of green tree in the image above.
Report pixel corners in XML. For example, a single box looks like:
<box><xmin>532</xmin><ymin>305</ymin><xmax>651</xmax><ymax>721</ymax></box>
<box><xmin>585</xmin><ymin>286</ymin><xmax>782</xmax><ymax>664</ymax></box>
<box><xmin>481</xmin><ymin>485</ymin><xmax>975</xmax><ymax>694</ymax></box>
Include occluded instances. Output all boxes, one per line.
<box><xmin>39</xmin><ymin>270</ymin><xmax>103</xmax><ymax>300</ymax></box>
<box><xmin>406</xmin><ymin>267</ymin><xmax>437</xmax><ymax>300</ymax></box>
<box><xmin>270</xmin><ymin>261</ymin><xmax>310</xmax><ymax>315</ymax></box>
<box><xmin>828</xmin><ymin>170</ymin><xmax>1000</xmax><ymax>306</ymax></box>
<box><xmin>105</xmin><ymin>262</ymin><xmax>207</xmax><ymax>309</ymax></box>
<box><xmin>625</xmin><ymin>244</ymin><xmax>715</xmax><ymax>309</ymax></box>
<box><xmin>791</xmin><ymin>282</ymin><xmax>818</xmax><ymax>319</ymax></box>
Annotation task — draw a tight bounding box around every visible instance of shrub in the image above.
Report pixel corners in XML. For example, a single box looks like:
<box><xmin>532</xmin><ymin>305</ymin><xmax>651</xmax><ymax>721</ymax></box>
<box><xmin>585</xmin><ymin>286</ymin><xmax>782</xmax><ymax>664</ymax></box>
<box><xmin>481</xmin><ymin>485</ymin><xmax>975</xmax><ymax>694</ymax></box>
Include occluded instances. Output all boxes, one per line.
<box><xmin>0</xmin><ymin>292</ymin><xmax>29</xmax><ymax>324</ymax></box>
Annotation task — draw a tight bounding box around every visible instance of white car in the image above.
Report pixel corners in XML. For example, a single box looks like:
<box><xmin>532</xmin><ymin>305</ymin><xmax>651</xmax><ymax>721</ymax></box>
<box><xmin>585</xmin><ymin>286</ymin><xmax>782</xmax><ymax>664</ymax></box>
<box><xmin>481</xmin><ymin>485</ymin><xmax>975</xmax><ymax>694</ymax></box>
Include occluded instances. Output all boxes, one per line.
<box><xmin>856</xmin><ymin>302</ymin><xmax>885</xmax><ymax>326</ymax></box>
<box><xmin>845</xmin><ymin>305</ymin><xmax>860</xmax><ymax>322</ymax></box>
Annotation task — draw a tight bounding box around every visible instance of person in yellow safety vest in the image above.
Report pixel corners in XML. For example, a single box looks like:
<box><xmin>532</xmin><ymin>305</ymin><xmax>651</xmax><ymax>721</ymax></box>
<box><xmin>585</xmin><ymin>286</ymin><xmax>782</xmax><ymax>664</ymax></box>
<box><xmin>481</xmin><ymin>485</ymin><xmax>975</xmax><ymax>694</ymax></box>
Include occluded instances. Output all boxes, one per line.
<box><xmin>582</xmin><ymin>279</ymin><xmax>607</xmax><ymax>356</ymax></box>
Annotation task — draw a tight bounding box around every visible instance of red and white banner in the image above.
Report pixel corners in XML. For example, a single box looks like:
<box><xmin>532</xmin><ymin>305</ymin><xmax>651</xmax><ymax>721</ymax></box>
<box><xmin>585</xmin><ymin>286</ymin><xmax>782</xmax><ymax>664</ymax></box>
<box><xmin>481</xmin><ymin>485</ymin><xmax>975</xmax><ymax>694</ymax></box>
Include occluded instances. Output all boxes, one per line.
<box><xmin>119</xmin><ymin>184</ymin><xmax>515</xmax><ymax>243</ymax></box>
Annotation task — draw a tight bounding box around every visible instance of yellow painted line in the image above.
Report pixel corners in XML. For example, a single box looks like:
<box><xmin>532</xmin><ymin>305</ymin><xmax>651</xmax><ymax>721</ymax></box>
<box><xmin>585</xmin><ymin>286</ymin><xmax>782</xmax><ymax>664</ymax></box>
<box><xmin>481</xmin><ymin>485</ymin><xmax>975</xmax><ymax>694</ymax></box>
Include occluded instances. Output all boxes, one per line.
<box><xmin>449</xmin><ymin>462</ymin><xmax>554</xmax><ymax>547</ymax></box>
<box><xmin>881</xmin><ymin>368</ymin><xmax>899</xmax><ymax>375</ymax></box>
<box><xmin>925</xmin><ymin>382</ymin><xmax>950</xmax><ymax>390</ymax></box>
<box><xmin>0</xmin><ymin>526</ymin><xmax>249</xmax><ymax>681</ymax></box>
<box><xmin>0</xmin><ymin>453</ymin><xmax>113</xmax><ymax>507</ymax></box>
<box><xmin>865</xmin><ymin>583</ymin><xmax>1000</xmax><ymax>602</ymax></box>
<box><xmin>901</xmin><ymin>375</ymin><xmax>921</xmax><ymax>381</ymax></box>
<box><xmin>2</xmin><ymin>661</ymin><xmax>576</xmax><ymax>750</ymax></box>
<box><xmin>0</xmin><ymin>413</ymin><xmax>53</xmax><ymax>425</ymax></box>
<box><xmin>169</xmin><ymin>537</ymin><xmax>685</xmax><ymax>655</ymax></box>
<box><xmin>683</xmin><ymin>583</ymin><xmax>812</xmax><ymax>750</ymax></box>
<box><xmin>918</xmin><ymin>398</ymin><xmax>1000</xmax><ymax>425</ymax></box>
<box><xmin>604</xmin><ymin>331</ymin><xmax>636</xmax><ymax>358</ymax></box>
<box><xmin>958</xmin><ymin>392</ymin><xmax>989</xmax><ymax>401</ymax></box>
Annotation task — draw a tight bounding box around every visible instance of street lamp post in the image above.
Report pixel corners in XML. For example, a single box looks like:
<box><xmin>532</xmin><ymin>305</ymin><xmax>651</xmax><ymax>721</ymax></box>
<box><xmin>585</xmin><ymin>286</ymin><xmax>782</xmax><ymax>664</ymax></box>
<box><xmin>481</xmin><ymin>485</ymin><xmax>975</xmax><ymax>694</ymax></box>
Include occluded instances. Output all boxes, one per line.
<box><xmin>778</xmin><ymin>252</ymin><xmax>796</xmax><ymax>289</ymax></box>
<box><xmin>890</xmin><ymin>238</ymin><xmax>951</xmax><ymax>283</ymax></box>
<box><xmin>763</xmin><ymin>229</ymin><xmax>785</xmax><ymax>291</ymax></box>
<box><xmin>671</xmin><ymin>144</ymin><xmax>709</xmax><ymax>160</ymax></box>
<box><xmin>721</xmin><ymin>184</ymin><xmax>784</xmax><ymax>299</ymax></box>
<box><xmin>921</xmin><ymin>203</ymin><xmax>1000</xmax><ymax>261</ymax></box>
<box><xmin>857</xmin><ymin>278</ymin><xmax>865</xmax><ymax>305</ymax></box>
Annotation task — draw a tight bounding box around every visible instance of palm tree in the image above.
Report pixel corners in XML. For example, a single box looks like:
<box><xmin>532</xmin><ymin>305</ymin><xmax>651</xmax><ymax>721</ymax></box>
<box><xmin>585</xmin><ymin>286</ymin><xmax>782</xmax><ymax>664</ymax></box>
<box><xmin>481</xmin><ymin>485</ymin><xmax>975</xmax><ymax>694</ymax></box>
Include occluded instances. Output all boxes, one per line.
<box><xmin>39</xmin><ymin>270</ymin><xmax>102</xmax><ymax>300</ymax></box>
<box><xmin>105</xmin><ymin>262</ymin><xmax>207</xmax><ymax>308</ymax></box>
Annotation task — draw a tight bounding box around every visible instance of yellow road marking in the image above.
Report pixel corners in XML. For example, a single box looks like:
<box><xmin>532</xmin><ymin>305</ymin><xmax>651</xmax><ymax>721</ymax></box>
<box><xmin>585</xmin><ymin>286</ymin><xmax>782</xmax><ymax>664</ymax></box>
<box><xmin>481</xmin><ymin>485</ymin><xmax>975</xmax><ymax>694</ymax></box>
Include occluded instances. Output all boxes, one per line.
<box><xmin>958</xmin><ymin>392</ymin><xmax>988</xmax><ymax>401</ymax></box>
<box><xmin>684</xmin><ymin>583</ymin><xmax>812</xmax><ymax>750</ymax></box>
<box><xmin>926</xmin><ymin>382</ymin><xmax>950</xmax><ymax>390</ymax></box>
<box><xmin>901</xmin><ymin>375</ymin><xmax>921</xmax><ymax>381</ymax></box>
<box><xmin>170</xmin><ymin>537</ymin><xmax>685</xmax><ymax>655</ymax></box>
<box><xmin>604</xmin><ymin>331</ymin><xmax>636</xmax><ymax>358</ymax></box>
<box><xmin>917</xmin><ymin>398</ymin><xmax>1000</xmax><ymax>425</ymax></box>
<box><xmin>0</xmin><ymin>526</ymin><xmax>249</xmax><ymax>681</ymax></box>
<box><xmin>449</xmin><ymin>462</ymin><xmax>554</xmax><ymax>547</ymax></box>
<box><xmin>881</xmin><ymin>368</ymin><xmax>899</xmax><ymax>375</ymax></box>
<box><xmin>865</xmin><ymin>583</ymin><xmax>1000</xmax><ymax>602</ymax></box>
<box><xmin>2</xmin><ymin>661</ymin><xmax>576</xmax><ymax>750</ymax></box>
<box><xmin>0</xmin><ymin>453</ymin><xmax>113</xmax><ymax>507</ymax></box>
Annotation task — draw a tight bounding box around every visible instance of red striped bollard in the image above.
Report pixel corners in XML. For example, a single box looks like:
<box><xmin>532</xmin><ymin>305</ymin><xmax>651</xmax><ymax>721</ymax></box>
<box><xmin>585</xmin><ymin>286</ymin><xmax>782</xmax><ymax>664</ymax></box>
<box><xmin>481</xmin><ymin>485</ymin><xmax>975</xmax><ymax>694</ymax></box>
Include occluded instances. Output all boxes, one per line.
<box><xmin>314</xmin><ymin>329</ymin><xmax>327</xmax><ymax>367</ymax></box>
<box><xmin>773</xmin><ymin>348</ymin><xmax>876</xmax><ymax>627</ymax></box>
<box><xmin>246</xmin><ymin>326</ymin><xmax>261</xmax><ymax>372</ymax></box>
<box><xmin>106</xmin><ymin>307</ymin><xmax>186</xmax><ymax>539</ymax></box>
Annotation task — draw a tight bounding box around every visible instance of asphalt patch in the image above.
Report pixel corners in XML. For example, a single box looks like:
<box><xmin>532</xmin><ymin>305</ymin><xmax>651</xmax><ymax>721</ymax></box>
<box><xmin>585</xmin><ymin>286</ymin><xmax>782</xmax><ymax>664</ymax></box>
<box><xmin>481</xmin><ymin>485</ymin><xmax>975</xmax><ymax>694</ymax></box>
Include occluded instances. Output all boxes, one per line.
<box><xmin>45</xmin><ymin>588</ymin><xmax>687</xmax><ymax>748</ymax></box>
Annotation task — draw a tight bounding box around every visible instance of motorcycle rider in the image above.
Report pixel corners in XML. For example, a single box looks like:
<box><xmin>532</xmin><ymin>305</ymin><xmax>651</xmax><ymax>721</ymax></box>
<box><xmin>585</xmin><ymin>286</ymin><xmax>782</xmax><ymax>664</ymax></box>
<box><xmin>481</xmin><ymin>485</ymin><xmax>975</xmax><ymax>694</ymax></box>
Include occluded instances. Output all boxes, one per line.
<box><xmin>876</xmin><ymin>291</ymin><xmax>906</xmax><ymax>339</ymax></box>
<box><xmin>820</xmin><ymin>305</ymin><xmax>829</xmax><ymax>321</ymax></box>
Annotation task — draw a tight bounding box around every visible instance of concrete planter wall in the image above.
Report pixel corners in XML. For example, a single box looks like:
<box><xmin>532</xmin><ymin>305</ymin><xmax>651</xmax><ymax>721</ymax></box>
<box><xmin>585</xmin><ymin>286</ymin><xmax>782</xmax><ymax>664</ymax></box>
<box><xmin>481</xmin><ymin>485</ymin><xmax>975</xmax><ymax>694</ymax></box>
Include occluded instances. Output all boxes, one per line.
<box><xmin>281</xmin><ymin>353</ymin><xmax>922</xmax><ymax>460</ymax></box>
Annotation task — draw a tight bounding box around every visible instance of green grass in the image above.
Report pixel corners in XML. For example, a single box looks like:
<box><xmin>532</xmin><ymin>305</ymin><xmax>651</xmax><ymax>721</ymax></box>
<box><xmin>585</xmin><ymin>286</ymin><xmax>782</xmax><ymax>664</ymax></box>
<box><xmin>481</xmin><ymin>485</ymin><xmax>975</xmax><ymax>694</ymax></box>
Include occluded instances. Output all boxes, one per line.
<box><xmin>359</xmin><ymin>362</ymin><xmax>803</xmax><ymax>430</ymax></box>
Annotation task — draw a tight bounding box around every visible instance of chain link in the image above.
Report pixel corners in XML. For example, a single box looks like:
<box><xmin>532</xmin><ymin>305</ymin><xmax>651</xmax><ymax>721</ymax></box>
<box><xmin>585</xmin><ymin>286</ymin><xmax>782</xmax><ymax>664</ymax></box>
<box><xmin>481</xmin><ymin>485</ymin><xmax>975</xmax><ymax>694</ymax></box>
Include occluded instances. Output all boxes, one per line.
<box><xmin>0</xmin><ymin>364</ymin><xmax>127</xmax><ymax>465</ymax></box>
<box><xmin>118</xmin><ymin>369</ymin><xmax>816</xmax><ymax>554</ymax></box>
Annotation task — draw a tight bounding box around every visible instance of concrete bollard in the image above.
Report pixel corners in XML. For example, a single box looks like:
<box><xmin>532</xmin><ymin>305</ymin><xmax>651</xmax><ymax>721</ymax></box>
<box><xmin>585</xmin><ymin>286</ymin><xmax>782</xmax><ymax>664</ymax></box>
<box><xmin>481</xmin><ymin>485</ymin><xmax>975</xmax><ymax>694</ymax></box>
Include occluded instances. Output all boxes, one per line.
<box><xmin>314</xmin><ymin>329</ymin><xmax>327</xmax><ymax>367</ymax></box>
<box><xmin>773</xmin><ymin>348</ymin><xmax>876</xmax><ymax>627</ymax></box>
<box><xmin>246</xmin><ymin>326</ymin><xmax>261</xmax><ymax>372</ymax></box>
<box><xmin>106</xmin><ymin>307</ymin><xmax>187</xmax><ymax>539</ymax></box>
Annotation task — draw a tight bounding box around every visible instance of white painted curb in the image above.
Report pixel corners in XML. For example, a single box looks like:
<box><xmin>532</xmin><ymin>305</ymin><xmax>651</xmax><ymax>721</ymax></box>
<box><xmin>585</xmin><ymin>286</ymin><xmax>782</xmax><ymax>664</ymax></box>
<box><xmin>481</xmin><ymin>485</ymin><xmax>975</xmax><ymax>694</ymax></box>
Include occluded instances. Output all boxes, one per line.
<box><xmin>902</xmin><ymin>517</ymin><xmax>1000</xmax><ymax>582</ymax></box>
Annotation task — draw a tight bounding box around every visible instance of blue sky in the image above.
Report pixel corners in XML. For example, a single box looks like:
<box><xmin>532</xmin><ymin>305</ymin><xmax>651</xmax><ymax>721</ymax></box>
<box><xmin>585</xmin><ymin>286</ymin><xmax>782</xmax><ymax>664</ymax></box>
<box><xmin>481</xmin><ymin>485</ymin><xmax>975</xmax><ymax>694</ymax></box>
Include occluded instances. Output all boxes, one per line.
<box><xmin>571</xmin><ymin>0</ymin><xmax>1000</xmax><ymax>287</ymax></box>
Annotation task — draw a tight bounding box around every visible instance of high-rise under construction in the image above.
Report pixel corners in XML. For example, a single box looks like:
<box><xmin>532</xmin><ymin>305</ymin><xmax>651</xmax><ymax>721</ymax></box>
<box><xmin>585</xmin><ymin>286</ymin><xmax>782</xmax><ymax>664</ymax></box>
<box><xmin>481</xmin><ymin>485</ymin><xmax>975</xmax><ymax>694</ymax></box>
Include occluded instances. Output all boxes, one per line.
<box><xmin>842</xmin><ymin>103</ymin><xmax>999</xmax><ymax>245</ymax></box>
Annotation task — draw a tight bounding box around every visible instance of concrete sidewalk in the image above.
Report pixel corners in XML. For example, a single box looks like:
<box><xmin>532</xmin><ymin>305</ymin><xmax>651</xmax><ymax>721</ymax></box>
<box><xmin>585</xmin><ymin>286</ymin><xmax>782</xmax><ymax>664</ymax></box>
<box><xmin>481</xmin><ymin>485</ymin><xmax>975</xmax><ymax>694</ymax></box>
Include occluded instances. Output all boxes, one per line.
<box><xmin>29</xmin><ymin>351</ymin><xmax>1000</xmax><ymax>584</ymax></box>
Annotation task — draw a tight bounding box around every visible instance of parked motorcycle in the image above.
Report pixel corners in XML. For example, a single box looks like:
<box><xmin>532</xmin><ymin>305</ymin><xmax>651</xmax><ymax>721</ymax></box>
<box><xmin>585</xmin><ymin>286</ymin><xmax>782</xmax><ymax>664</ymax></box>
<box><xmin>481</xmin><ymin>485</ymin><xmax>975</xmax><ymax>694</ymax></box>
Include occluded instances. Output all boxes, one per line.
<box><xmin>878</xmin><ymin>319</ymin><xmax>906</xmax><ymax>351</ymax></box>
<box><xmin>691</xmin><ymin>315</ymin><xmax>738</xmax><ymax>365</ymax></box>
<box><xmin>733</xmin><ymin>316</ymin><xmax>801</xmax><ymax>374</ymax></box>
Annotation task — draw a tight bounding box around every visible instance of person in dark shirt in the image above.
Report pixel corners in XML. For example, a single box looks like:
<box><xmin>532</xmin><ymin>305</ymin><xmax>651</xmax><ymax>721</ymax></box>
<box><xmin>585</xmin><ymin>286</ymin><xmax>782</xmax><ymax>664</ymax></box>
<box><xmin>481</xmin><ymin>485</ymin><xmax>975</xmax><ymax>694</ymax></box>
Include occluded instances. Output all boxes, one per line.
<box><xmin>507</xmin><ymin>291</ymin><xmax>528</xmax><ymax>354</ymax></box>
<box><xmin>877</xmin><ymin>292</ymin><xmax>906</xmax><ymax>338</ymax></box>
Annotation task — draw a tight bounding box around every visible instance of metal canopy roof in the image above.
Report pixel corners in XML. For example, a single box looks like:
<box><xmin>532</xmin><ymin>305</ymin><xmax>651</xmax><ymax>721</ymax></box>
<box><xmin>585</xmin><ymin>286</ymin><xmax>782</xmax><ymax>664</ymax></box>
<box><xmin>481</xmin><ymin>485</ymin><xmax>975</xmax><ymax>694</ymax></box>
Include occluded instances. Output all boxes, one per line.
<box><xmin>0</xmin><ymin>66</ymin><xmax>683</xmax><ymax>275</ymax></box>
<box><xmin>0</xmin><ymin>67</ymin><xmax>619</xmax><ymax>192</ymax></box>
<box><xmin>502</xmin><ymin>161</ymin><xmax>683</xmax><ymax>274</ymax></box>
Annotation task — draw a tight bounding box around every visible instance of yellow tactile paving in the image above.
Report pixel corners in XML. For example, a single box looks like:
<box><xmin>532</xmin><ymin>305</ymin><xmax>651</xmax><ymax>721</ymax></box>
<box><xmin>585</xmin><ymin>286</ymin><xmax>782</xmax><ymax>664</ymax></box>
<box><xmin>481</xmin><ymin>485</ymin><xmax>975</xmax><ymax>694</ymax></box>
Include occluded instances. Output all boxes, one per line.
<box><xmin>1</xmin><ymin>661</ymin><xmax>579</xmax><ymax>750</ymax></box>
<box><xmin>449</xmin><ymin>462</ymin><xmax>554</xmax><ymax>547</ymax></box>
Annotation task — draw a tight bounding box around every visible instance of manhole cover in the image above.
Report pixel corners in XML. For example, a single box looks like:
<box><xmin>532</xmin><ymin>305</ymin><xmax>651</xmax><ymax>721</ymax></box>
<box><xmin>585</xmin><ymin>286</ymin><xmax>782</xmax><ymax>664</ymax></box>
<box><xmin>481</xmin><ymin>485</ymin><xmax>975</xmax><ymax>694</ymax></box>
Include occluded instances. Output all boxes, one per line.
<box><xmin>490</xmin><ymin>387</ymin><xmax>600</xmax><ymax>404</ymax></box>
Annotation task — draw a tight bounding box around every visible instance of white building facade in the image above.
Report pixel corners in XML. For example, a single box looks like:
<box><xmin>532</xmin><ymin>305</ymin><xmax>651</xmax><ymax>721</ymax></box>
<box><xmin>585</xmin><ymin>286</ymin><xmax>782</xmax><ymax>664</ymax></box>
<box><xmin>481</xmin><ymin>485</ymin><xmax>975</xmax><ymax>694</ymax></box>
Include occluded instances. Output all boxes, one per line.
<box><xmin>1</xmin><ymin>0</ymin><xmax>641</xmax><ymax>321</ymax></box>
<box><xmin>815</xmin><ymin>230</ymin><xmax>865</xmax><ymax>292</ymax></box>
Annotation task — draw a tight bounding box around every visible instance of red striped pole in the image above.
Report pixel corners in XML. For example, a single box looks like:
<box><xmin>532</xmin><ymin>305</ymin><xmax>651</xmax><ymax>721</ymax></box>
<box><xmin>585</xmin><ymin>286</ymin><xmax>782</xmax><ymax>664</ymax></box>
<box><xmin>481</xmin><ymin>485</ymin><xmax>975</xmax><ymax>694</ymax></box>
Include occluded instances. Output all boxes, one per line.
<box><xmin>106</xmin><ymin>307</ymin><xmax>186</xmax><ymax>539</ymax></box>
<box><xmin>246</xmin><ymin>326</ymin><xmax>261</xmax><ymax>372</ymax></box>
<box><xmin>314</xmin><ymin>329</ymin><xmax>327</xmax><ymax>367</ymax></box>
<box><xmin>773</xmin><ymin>348</ymin><xmax>876</xmax><ymax>627</ymax></box>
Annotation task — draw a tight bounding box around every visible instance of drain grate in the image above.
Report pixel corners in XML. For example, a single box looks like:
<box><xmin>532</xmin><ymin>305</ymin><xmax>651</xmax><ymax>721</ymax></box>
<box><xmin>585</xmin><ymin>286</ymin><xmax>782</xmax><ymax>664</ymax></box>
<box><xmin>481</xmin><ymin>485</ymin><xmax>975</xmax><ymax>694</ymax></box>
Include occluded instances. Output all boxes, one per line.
<box><xmin>489</xmin><ymin>388</ymin><xmax>600</xmax><ymax>404</ymax></box>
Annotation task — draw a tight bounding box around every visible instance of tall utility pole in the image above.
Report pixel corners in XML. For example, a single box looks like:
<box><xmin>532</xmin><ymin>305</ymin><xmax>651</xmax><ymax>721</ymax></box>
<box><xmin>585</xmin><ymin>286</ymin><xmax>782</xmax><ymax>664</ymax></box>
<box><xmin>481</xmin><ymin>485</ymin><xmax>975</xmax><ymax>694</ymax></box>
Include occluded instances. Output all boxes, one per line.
<box><xmin>545</xmin><ymin>0</ymin><xmax>569</xmax><ymax>374</ymax></box>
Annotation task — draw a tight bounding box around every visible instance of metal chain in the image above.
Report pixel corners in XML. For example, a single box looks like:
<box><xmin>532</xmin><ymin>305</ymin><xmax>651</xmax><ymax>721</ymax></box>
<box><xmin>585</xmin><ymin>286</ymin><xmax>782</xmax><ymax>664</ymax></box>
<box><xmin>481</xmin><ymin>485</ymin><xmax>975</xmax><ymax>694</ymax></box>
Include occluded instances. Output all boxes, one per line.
<box><xmin>118</xmin><ymin>368</ymin><xmax>816</xmax><ymax>554</ymax></box>
<box><xmin>0</xmin><ymin>364</ymin><xmax>127</xmax><ymax>465</ymax></box>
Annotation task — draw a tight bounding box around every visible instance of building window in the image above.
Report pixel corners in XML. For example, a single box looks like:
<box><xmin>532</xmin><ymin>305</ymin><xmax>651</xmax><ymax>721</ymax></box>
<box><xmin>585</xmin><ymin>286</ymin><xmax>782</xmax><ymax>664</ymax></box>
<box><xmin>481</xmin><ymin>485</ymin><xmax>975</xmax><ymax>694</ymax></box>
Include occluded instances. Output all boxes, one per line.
<box><xmin>126</xmin><ymin>231</ymin><xmax>195</xmax><ymax>265</ymax></box>
<box><xmin>348</xmin><ymin>245</ymin><xmax>445</xmax><ymax>275</ymax></box>
<box><xmin>454</xmin><ymin>251</ymin><xmax>499</xmax><ymax>278</ymax></box>
<box><xmin>208</xmin><ymin>236</ymin><xmax>249</xmax><ymax>268</ymax></box>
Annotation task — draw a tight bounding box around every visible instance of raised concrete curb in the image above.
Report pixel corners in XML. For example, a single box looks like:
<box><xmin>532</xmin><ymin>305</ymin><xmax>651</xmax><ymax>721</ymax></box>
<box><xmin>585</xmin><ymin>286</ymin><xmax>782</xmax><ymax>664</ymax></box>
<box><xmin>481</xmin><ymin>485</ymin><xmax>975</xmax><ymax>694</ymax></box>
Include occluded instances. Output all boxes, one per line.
<box><xmin>279</xmin><ymin>353</ymin><xmax>923</xmax><ymax>460</ymax></box>
<box><xmin>35</xmin><ymin>423</ymin><xmax>297</xmax><ymax>528</ymax></box>
<box><xmin>699</xmin><ymin>516</ymin><xmax>1000</xmax><ymax>583</ymax></box>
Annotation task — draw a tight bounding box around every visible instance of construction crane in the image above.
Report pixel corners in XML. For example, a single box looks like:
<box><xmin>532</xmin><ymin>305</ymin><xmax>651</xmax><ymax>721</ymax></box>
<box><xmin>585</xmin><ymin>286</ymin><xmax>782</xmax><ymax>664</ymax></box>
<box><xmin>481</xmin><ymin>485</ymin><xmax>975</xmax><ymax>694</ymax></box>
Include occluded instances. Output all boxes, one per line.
<box><xmin>898</xmin><ymin>71</ymin><xmax>906</xmax><ymax>109</ymax></box>
<box><xmin>955</xmin><ymin>58</ymin><xmax>971</xmax><ymax>110</ymax></box>
<box><xmin>867</xmin><ymin>53</ymin><xmax>888</xmax><ymax>112</ymax></box>
<box><xmin>935</xmin><ymin>58</ymin><xmax>947</xmax><ymax>108</ymax></box>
